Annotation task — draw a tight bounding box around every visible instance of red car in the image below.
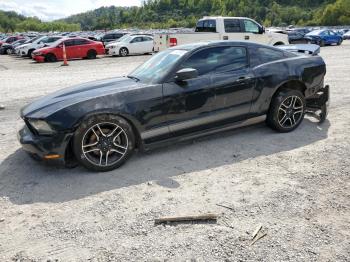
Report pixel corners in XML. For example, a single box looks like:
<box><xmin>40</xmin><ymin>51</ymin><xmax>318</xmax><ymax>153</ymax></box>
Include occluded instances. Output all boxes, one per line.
<box><xmin>31</xmin><ymin>37</ymin><xmax>105</xmax><ymax>62</ymax></box>
<box><xmin>0</xmin><ymin>35</ymin><xmax>24</xmax><ymax>47</ymax></box>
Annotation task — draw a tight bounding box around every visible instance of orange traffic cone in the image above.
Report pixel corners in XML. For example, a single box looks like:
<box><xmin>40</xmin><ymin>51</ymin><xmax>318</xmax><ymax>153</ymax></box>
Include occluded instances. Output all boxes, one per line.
<box><xmin>61</xmin><ymin>42</ymin><xmax>69</xmax><ymax>66</ymax></box>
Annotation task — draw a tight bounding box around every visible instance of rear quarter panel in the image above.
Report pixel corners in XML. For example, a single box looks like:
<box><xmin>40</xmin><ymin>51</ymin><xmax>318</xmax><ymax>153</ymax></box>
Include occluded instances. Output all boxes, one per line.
<box><xmin>250</xmin><ymin>55</ymin><xmax>326</xmax><ymax>114</ymax></box>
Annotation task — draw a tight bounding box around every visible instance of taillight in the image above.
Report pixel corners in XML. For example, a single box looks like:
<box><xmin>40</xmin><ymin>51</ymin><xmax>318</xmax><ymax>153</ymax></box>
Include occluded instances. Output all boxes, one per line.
<box><xmin>169</xmin><ymin>37</ymin><xmax>177</xmax><ymax>47</ymax></box>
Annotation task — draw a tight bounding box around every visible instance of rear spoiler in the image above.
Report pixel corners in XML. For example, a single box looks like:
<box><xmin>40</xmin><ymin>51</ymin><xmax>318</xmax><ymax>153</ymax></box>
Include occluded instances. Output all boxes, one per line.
<box><xmin>277</xmin><ymin>44</ymin><xmax>320</xmax><ymax>56</ymax></box>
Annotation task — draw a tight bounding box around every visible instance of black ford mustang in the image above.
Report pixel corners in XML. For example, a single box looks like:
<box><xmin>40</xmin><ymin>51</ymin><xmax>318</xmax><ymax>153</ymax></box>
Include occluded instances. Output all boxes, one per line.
<box><xmin>18</xmin><ymin>41</ymin><xmax>329</xmax><ymax>171</ymax></box>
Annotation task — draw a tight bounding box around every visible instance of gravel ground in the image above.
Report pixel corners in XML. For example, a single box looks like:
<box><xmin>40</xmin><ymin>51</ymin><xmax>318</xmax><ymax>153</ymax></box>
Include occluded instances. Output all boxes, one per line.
<box><xmin>0</xmin><ymin>43</ymin><xmax>349</xmax><ymax>261</ymax></box>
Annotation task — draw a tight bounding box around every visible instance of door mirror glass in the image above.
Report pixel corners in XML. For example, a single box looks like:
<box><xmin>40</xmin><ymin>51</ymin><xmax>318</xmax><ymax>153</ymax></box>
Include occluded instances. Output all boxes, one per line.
<box><xmin>260</xmin><ymin>26</ymin><xmax>265</xmax><ymax>34</ymax></box>
<box><xmin>175</xmin><ymin>68</ymin><xmax>198</xmax><ymax>81</ymax></box>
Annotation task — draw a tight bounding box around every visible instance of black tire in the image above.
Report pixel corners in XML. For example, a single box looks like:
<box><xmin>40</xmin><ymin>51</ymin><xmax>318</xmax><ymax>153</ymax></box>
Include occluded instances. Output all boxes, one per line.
<box><xmin>319</xmin><ymin>40</ymin><xmax>325</xmax><ymax>47</ymax></box>
<box><xmin>45</xmin><ymin>53</ymin><xmax>57</xmax><ymax>62</ymax></box>
<box><xmin>87</xmin><ymin>49</ymin><xmax>97</xmax><ymax>59</ymax></box>
<box><xmin>6</xmin><ymin>48</ymin><xmax>12</xmax><ymax>55</ymax></box>
<box><xmin>73</xmin><ymin>114</ymin><xmax>135</xmax><ymax>172</ymax></box>
<box><xmin>119</xmin><ymin>47</ymin><xmax>128</xmax><ymax>57</ymax></box>
<box><xmin>27</xmin><ymin>49</ymin><xmax>35</xmax><ymax>57</ymax></box>
<box><xmin>267</xmin><ymin>89</ymin><xmax>306</xmax><ymax>133</ymax></box>
<box><xmin>319</xmin><ymin>104</ymin><xmax>328</xmax><ymax>123</ymax></box>
<box><xmin>337</xmin><ymin>39</ymin><xmax>342</xmax><ymax>46</ymax></box>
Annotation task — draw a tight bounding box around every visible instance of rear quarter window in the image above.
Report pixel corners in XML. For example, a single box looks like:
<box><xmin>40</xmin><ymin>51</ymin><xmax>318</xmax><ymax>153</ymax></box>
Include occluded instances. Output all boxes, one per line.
<box><xmin>224</xmin><ymin>19</ymin><xmax>241</xmax><ymax>33</ymax></box>
<box><xmin>250</xmin><ymin>47</ymin><xmax>286</xmax><ymax>67</ymax></box>
<box><xmin>195</xmin><ymin>20</ymin><xmax>217</xmax><ymax>33</ymax></box>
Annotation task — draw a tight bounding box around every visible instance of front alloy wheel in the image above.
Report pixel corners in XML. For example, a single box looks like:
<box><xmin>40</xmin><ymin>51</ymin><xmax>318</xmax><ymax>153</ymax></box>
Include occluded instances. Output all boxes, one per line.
<box><xmin>73</xmin><ymin>114</ymin><xmax>135</xmax><ymax>171</ymax></box>
<box><xmin>119</xmin><ymin>47</ymin><xmax>128</xmax><ymax>57</ymax></box>
<box><xmin>82</xmin><ymin>122</ymin><xmax>128</xmax><ymax>167</ymax></box>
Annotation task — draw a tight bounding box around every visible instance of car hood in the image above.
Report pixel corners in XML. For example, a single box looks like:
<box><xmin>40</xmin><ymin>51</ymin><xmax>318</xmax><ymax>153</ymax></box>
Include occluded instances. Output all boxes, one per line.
<box><xmin>107</xmin><ymin>42</ymin><xmax>123</xmax><ymax>47</ymax></box>
<box><xmin>17</xmin><ymin>43</ymin><xmax>30</xmax><ymax>49</ymax></box>
<box><xmin>21</xmin><ymin>77</ymin><xmax>144</xmax><ymax>119</ymax></box>
<box><xmin>34</xmin><ymin>45</ymin><xmax>54</xmax><ymax>53</ymax></box>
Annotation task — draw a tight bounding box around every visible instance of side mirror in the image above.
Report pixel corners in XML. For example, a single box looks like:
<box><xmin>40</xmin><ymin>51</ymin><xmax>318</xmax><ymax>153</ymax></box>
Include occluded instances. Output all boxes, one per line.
<box><xmin>175</xmin><ymin>68</ymin><xmax>198</xmax><ymax>82</ymax></box>
<box><xmin>57</xmin><ymin>44</ymin><xmax>63</xmax><ymax>48</ymax></box>
<box><xmin>259</xmin><ymin>26</ymin><xmax>265</xmax><ymax>34</ymax></box>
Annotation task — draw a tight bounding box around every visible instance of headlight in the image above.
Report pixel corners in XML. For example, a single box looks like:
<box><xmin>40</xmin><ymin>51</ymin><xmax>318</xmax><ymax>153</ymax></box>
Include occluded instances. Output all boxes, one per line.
<box><xmin>28</xmin><ymin>119</ymin><xmax>55</xmax><ymax>135</ymax></box>
<box><xmin>33</xmin><ymin>52</ymin><xmax>42</xmax><ymax>56</ymax></box>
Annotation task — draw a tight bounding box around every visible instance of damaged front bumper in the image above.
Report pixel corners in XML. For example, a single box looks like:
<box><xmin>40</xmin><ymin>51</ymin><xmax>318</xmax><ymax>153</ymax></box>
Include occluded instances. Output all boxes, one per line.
<box><xmin>17</xmin><ymin>124</ymin><xmax>74</xmax><ymax>165</ymax></box>
<box><xmin>305</xmin><ymin>85</ymin><xmax>330</xmax><ymax>123</ymax></box>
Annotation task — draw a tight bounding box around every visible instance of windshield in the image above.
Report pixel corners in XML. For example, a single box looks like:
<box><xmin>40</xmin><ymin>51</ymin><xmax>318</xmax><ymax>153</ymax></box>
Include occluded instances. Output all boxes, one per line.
<box><xmin>116</xmin><ymin>34</ymin><xmax>131</xmax><ymax>42</ymax></box>
<box><xmin>119</xmin><ymin>35</ymin><xmax>133</xmax><ymax>43</ymax></box>
<box><xmin>24</xmin><ymin>35</ymin><xmax>40</xmax><ymax>44</ymax></box>
<box><xmin>128</xmin><ymin>49</ymin><xmax>188</xmax><ymax>83</ymax></box>
<box><xmin>51</xmin><ymin>38</ymin><xmax>65</xmax><ymax>47</ymax></box>
<box><xmin>42</xmin><ymin>37</ymin><xmax>61</xmax><ymax>44</ymax></box>
<box><xmin>307</xmin><ymin>30</ymin><xmax>322</xmax><ymax>36</ymax></box>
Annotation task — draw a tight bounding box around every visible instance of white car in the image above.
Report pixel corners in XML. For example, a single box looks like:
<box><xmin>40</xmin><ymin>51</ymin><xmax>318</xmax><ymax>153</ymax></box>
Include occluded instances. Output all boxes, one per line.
<box><xmin>343</xmin><ymin>31</ymin><xmax>350</xmax><ymax>40</ymax></box>
<box><xmin>106</xmin><ymin>35</ymin><xmax>154</xmax><ymax>57</ymax></box>
<box><xmin>16</xmin><ymin>35</ymin><xmax>63</xmax><ymax>57</ymax></box>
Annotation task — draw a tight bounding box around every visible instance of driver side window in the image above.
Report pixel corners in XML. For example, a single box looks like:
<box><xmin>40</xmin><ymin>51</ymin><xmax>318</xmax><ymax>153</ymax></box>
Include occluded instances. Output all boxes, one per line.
<box><xmin>64</xmin><ymin>40</ymin><xmax>75</xmax><ymax>47</ymax></box>
<box><xmin>131</xmin><ymin>37</ymin><xmax>142</xmax><ymax>43</ymax></box>
<box><xmin>244</xmin><ymin>20</ymin><xmax>260</xmax><ymax>33</ymax></box>
<box><xmin>180</xmin><ymin>46</ymin><xmax>248</xmax><ymax>76</ymax></box>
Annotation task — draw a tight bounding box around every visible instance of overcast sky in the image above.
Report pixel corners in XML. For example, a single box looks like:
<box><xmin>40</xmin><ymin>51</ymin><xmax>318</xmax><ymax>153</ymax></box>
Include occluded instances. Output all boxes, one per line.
<box><xmin>0</xmin><ymin>0</ymin><xmax>142</xmax><ymax>21</ymax></box>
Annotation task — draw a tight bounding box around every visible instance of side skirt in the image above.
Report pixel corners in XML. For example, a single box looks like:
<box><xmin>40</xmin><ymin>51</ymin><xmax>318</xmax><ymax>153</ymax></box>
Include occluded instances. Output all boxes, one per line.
<box><xmin>142</xmin><ymin>115</ymin><xmax>266</xmax><ymax>151</ymax></box>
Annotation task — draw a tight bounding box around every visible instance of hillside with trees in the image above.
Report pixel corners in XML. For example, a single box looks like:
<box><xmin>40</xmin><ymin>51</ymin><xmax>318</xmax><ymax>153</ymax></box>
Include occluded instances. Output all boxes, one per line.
<box><xmin>1</xmin><ymin>0</ymin><xmax>349</xmax><ymax>32</ymax></box>
<box><xmin>61</xmin><ymin>0</ymin><xmax>350</xmax><ymax>30</ymax></box>
<box><xmin>0</xmin><ymin>10</ymin><xmax>80</xmax><ymax>33</ymax></box>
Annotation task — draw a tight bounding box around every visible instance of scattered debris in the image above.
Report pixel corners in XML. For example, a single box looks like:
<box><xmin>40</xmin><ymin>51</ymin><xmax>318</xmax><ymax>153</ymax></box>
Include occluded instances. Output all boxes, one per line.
<box><xmin>155</xmin><ymin>213</ymin><xmax>218</xmax><ymax>224</ymax></box>
<box><xmin>0</xmin><ymin>218</ymin><xmax>5</xmax><ymax>222</ymax></box>
<box><xmin>216</xmin><ymin>203</ymin><xmax>235</xmax><ymax>211</ymax></box>
<box><xmin>0</xmin><ymin>105</ymin><xmax>5</xmax><ymax>110</ymax></box>
<box><xmin>250</xmin><ymin>224</ymin><xmax>267</xmax><ymax>246</ymax></box>
<box><xmin>252</xmin><ymin>224</ymin><xmax>263</xmax><ymax>240</ymax></box>
<box><xmin>250</xmin><ymin>232</ymin><xmax>267</xmax><ymax>246</ymax></box>
<box><xmin>221</xmin><ymin>219</ymin><xmax>234</xmax><ymax>229</ymax></box>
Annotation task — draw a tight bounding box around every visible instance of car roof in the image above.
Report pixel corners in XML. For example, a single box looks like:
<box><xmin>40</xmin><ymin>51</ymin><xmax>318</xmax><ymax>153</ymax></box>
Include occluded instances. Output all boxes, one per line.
<box><xmin>199</xmin><ymin>16</ymin><xmax>254</xmax><ymax>20</ymax></box>
<box><xmin>308</xmin><ymin>29</ymin><xmax>326</xmax><ymax>35</ymax></box>
<box><xmin>170</xmin><ymin>41</ymin><xmax>268</xmax><ymax>51</ymax></box>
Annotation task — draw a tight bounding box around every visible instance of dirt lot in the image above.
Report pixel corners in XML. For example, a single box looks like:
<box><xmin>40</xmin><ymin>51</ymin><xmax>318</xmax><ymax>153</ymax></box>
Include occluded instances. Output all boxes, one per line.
<box><xmin>0</xmin><ymin>43</ymin><xmax>349</xmax><ymax>261</ymax></box>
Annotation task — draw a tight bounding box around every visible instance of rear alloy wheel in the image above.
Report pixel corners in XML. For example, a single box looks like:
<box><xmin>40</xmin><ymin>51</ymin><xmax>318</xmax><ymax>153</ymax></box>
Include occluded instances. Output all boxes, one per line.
<box><xmin>267</xmin><ymin>89</ymin><xmax>306</xmax><ymax>132</ymax></box>
<box><xmin>119</xmin><ymin>47</ymin><xmax>128</xmax><ymax>57</ymax></box>
<box><xmin>87</xmin><ymin>49</ymin><xmax>97</xmax><ymax>59</ymax></box>
<box><xmin>6</xmin><ymin>48</ymin><xmax>12</xmax><ymax>55</ymax></box>
<box><xmin>73</xmin><ymin>114</ymin><xmax>135</xmax><ymax>172</ymax></box>
<box><xmin>45</xmin><ymin>53</ymin><xmax>57</xmax><ymax>62</ymax></box>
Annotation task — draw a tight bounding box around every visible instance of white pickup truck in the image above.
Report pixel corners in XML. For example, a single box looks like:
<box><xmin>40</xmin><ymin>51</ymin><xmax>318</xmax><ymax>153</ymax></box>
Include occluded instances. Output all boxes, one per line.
<box><xmin>154</xmin><ymin>16</ymin><xmax>288</xmax><ymax>52</ymax></box>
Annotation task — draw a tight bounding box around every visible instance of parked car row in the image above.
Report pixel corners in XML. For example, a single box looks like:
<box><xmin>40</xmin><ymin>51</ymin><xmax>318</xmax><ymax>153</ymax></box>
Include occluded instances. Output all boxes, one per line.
<box><xmin>1</xmin><ymin>33</ymin><xmax>156</xmax><ymax>63</ymax></box>
<box><xmin>1</xmin><ymin>19</ymin><xmax>349</xmax><ymax>64</ymax></box>
<box><xmin>267</xmin><ymin>27</ymin><xmax>349</xmax><ymax>45</ymax></box>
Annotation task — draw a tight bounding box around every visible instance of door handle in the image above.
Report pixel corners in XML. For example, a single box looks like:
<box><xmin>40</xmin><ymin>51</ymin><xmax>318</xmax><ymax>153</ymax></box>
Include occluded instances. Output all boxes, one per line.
<box><xmin>245</xmin><ymin>35</ymin><xmax>250</xmax><ymax>40</ymax></box>
<box><xmin>236</xmin><ymin>76</ymin><xmax>251</xmax><ymax>83</ymax></box>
